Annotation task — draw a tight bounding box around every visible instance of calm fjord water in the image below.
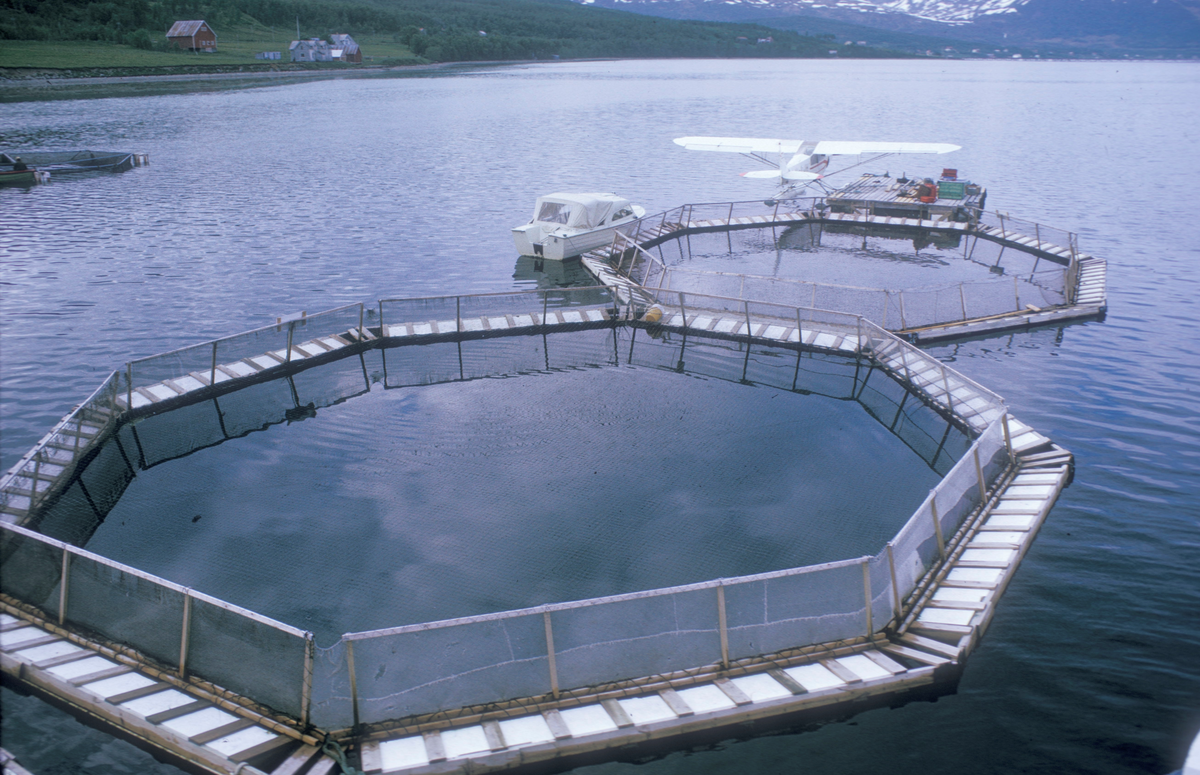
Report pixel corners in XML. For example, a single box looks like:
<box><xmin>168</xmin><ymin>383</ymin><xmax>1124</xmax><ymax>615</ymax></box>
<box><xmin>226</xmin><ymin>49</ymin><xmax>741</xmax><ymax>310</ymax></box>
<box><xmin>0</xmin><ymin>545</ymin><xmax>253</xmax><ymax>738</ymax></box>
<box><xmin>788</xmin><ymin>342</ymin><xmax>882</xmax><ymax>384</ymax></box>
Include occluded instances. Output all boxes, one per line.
<box><xmin>2</xmin><ymin>60</ymin><xmax>1199</xmax><ymax>774</ymax></box>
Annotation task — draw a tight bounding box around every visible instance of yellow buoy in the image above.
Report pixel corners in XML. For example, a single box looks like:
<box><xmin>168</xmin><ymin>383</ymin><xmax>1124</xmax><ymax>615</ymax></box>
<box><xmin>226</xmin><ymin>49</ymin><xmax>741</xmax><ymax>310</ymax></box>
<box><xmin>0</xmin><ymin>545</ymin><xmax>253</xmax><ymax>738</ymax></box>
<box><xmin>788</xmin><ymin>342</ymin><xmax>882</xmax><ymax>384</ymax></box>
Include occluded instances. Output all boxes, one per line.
<box><xmin>643</xmin><ymin>306</ymin><xmax>663</xmax><ymax>324</ymax></box>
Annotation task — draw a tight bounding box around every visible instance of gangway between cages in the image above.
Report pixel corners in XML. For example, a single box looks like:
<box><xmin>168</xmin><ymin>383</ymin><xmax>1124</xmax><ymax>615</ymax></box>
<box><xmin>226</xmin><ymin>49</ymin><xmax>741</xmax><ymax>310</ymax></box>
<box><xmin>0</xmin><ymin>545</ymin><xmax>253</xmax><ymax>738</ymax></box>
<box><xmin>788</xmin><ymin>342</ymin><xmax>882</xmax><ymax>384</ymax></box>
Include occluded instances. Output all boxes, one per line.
<box><xmin>2</xmin><ymin>289</ymin><xmax>1071</xmax><ymax>775</ymax></box>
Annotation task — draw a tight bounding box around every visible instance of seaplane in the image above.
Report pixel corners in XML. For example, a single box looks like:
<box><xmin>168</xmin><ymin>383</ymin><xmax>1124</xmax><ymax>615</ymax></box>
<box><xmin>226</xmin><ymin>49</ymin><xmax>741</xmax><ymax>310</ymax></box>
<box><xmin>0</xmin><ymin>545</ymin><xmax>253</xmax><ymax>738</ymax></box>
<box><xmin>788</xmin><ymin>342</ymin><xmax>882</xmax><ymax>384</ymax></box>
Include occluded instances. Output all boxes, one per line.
<box><xmin>672</xmin><ymin>136</ymin><xmax>961</xmax><ymax>194</ymax></box>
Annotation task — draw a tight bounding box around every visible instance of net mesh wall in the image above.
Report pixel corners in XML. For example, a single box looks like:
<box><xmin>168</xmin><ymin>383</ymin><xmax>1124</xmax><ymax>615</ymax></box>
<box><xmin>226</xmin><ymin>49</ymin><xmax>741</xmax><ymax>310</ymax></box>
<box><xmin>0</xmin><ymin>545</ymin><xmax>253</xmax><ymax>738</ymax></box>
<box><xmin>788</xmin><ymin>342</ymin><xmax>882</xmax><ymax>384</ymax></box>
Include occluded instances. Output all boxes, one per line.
<box><xmin>309</xmin><ymin>640</ymin><xmax>352</xmax><ymax>730</ymax></box>
<box><xmin>724</xmin><ymin>561</ymin><xmax>867</xmax><ymax>659</ymax></box>
<box><xmin>126</xmin><ymin>304</ymin><xmax>364</xmax><ymax>397</ymax></box>
<box><xmin>341</xmin><ymin>612</ymin><xmax>552</xmax><ymax>726</ymax></box>
<box><xmin>28</xmin><ymin>479</ymin><xmax>101</xmax><ymax>547</ymax></box>
<box><xmin>383</xmin><ymin>341</ymin><xmax>464</xmax><ymax>387</ymax></box>
<box><xmin>550</xmin><ymin>587</ymin><xmax>722</xmax><ymax>689</ymax></box>
<box><xmin>0</xmin><ymin>523</ymin><xmax>63</xmax><ymax>614</ymax></box>
<box><xmin>65</xmin><ymin>552</ymin><xmax>187</xmax><ymax>668</ymax></box>
<box><xmin>186</xmin><ymin>595</ymin><xmax>308</xmax><ymax>719</ymax></box>
<box><xmin>1</xmin><ymin>522</ymin><xmax>311</xmax><ymax>719</ymax></box>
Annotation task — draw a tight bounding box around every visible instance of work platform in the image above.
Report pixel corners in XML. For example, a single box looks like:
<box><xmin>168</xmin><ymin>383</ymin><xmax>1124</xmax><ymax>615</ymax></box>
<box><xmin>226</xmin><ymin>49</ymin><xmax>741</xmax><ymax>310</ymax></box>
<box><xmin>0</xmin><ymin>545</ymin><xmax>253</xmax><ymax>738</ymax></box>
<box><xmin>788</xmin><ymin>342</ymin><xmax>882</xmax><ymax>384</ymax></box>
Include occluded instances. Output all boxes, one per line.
<box><xmin>1</xmin><ymin>197</ymin><xmax>1086</xmax><ymax>775</ymax></box>
<box><xmin>826</xmin><ymin>173</ymin><xmax>986</xmax><ymax>222</ymax></box>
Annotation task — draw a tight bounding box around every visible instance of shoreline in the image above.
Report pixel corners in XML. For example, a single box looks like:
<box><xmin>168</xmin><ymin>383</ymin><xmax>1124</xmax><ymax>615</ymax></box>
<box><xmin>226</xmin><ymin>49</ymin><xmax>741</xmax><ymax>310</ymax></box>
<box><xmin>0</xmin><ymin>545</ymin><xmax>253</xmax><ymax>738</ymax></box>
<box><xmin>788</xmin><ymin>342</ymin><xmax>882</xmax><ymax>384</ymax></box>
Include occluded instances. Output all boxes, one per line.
<box><xmin>0</xmin><ymin>61</ymin><xmax>526</xmax><ymax>102</ymax></box>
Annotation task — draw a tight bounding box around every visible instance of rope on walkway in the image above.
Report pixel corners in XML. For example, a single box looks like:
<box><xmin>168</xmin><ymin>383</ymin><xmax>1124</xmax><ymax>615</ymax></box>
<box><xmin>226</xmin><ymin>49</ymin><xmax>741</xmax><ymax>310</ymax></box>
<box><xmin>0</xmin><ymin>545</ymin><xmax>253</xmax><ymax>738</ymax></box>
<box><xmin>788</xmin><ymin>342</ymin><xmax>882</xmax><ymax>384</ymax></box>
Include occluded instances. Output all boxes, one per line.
<box><xmin>323</xmin><ymin>739</ymin><xmax>366</xmax><ymax>775</ymax></box>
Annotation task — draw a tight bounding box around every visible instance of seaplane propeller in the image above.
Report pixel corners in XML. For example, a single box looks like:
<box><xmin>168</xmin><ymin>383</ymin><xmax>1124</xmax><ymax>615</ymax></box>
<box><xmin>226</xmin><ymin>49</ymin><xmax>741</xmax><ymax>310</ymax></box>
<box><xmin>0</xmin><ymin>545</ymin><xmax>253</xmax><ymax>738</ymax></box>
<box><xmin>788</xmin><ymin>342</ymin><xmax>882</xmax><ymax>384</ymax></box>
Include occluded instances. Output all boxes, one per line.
<box><xmin>674</xmin><ymin>136</ymin><xmax>960</xmax><ymax>193</ymax></box>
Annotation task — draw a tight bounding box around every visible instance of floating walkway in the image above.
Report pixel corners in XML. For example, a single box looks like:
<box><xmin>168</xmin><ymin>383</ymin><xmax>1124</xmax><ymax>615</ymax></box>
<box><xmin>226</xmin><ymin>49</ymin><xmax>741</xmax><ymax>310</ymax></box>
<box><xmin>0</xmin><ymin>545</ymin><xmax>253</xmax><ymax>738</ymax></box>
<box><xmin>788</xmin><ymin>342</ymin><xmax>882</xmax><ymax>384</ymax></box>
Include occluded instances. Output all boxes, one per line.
<box><xmin>3</xmin><ymin>236</ymin><xmax>1076</xmax><ymax>773</ymax></box>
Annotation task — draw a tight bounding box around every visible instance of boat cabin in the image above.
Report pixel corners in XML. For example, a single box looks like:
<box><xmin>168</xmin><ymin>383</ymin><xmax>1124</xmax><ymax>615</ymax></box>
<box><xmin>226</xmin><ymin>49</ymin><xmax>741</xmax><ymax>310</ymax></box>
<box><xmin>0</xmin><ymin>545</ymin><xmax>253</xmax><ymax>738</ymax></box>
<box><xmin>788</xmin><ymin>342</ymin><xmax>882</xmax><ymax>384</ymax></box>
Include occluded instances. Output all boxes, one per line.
<box><xmin>513</xmin><ymin>192</ymin><xmax>645</xmax><ymax>261</ymax></box>
<box><xmin>532</xmin><ymin>193</ymin><xmax>639</xmax><ymax>231</ymax></box>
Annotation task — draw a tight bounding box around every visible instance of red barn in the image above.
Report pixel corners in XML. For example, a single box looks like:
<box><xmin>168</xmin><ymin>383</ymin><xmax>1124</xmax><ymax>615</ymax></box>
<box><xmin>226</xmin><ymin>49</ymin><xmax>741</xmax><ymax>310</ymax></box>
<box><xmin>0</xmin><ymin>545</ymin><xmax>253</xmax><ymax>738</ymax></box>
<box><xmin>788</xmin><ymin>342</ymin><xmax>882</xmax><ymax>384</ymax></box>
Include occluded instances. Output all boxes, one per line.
<box><xmin>167</xmin><ymin>20</ymin><xmax>217</xmax><ymax>52</ymax></box>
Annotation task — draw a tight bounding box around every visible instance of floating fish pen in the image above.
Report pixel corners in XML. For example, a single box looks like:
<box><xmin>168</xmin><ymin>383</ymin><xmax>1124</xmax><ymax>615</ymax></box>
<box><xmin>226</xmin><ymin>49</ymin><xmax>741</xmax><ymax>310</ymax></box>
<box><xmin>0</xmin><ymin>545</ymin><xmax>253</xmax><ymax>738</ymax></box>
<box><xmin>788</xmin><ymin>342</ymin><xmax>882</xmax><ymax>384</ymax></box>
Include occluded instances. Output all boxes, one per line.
<box><xmin>582</xmin><ymin>198</ymin><xmax>1106</xmax><ymax>343</ymax></box>
<box><xmin>1</xmin><ymin>278</ymin><xmax>1073</xmax><ymax>774</ymax></box>
<box><xmin>0</xmin><ymin>150</ymin><xmax>149</xmax><ymax>176</ymax></box>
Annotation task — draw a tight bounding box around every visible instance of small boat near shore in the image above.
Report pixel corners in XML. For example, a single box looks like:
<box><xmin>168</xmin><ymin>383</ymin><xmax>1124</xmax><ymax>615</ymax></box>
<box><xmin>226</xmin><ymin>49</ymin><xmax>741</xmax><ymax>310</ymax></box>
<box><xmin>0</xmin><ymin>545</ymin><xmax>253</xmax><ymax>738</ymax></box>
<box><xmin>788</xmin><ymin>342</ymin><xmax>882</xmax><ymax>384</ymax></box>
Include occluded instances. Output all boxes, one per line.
<box><xmin>513</xmin><ymin>192</ymin><xmax>645</xmax><ymax>261</ymax></box>
<box><xmin>0</xmin><ymin>168</ymin><xmax>50</xmax><ymax>186</ymax></box>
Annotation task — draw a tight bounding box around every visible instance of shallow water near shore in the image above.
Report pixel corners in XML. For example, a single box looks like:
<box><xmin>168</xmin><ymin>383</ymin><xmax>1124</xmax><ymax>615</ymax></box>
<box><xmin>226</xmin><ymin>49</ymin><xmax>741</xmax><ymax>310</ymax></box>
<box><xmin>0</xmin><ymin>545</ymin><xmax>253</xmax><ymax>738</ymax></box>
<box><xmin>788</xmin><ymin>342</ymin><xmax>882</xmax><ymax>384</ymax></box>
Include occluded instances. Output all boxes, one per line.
<box><xmin>2</xmin><ymin>58</ymin><xmax>1199</xmax><ymax>775</ymax></box>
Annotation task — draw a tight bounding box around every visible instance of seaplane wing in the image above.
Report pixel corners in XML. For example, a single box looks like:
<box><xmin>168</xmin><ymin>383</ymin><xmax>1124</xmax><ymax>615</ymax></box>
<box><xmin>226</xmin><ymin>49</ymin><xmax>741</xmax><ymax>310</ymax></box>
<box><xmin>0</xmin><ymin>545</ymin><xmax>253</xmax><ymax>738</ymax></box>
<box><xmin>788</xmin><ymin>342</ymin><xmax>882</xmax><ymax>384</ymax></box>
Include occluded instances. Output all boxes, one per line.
<box><xmin>811</xmin><ymin>141</ymin><xmax>961</xmax><ymax>156</ymax></box>
<box><xmin>673</xmin><ymin>137</ymin><xmax>806</xmax><ymax>155</ymax></box>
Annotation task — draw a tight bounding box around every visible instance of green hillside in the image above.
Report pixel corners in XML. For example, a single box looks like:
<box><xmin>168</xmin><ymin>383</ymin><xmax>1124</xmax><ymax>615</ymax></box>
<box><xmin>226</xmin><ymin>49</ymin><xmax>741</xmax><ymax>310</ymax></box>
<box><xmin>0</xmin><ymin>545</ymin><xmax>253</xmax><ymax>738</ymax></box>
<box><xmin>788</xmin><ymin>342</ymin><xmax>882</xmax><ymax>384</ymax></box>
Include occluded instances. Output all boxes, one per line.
<box><xmin>0</xmin><ymin>0</ymin><xmax>905</xmax><ymax>68</ymax></box>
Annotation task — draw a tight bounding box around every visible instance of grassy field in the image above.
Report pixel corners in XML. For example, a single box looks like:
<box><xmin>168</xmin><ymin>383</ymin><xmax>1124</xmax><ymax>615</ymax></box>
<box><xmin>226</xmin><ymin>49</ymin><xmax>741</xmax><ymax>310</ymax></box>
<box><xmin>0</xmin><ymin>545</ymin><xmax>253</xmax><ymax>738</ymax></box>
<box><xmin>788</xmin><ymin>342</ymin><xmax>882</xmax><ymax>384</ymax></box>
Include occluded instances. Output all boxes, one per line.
<box><xmin>0</xmin><ymin>26</ymin><xmax>416</xmax><ymax>70</ymax></box>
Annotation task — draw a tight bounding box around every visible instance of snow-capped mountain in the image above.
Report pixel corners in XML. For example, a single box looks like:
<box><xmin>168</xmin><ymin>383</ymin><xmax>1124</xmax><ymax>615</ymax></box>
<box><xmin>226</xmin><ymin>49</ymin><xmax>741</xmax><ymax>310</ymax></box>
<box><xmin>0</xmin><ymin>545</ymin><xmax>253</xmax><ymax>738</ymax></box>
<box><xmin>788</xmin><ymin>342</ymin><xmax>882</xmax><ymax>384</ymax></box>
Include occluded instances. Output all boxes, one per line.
<box><xmin>574</xmin><ymin>0</ymin><xmax>1200</xmax><ymax>52</ymax></box>
<box><xmin>577</xmin><ymin>0</ymin><xmax>1027</xmax><ymax>25</ymax></box>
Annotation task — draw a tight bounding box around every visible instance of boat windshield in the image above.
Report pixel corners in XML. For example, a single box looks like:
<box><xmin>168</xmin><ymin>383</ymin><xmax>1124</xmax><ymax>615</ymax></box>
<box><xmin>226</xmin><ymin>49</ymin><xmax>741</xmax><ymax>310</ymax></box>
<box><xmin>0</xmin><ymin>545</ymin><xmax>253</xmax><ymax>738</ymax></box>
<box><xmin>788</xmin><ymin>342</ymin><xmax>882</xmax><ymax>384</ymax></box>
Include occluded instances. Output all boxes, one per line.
<box><xmin>537</xmin><ymin>201</ymin><xmax>571</xmax><ymax>225</ymax></box>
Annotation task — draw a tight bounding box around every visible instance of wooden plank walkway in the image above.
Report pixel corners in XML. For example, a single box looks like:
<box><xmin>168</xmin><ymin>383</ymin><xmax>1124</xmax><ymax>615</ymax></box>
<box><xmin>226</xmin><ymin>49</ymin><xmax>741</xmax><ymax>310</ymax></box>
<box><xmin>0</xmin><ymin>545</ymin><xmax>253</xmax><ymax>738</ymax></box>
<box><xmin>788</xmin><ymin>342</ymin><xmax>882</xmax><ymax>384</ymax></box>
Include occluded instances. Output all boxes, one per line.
<box><xmin>358</xmin><ymin>640</ymin><xmax>942</xmax><ymax>774</ymax></box>
<box><xmin>0</xmin><ymin>607</ymin><xmax>336</xmax><ymax>775</ymax></box>
<box><xmin>0</xmin><ymin>403</ymin><xmax>116</xmax><ymax>527</ymax></box>
<box><xmin>901</xmin><ymin>449</ymin><xmax>1072</xmax><ymax>650</ymax></box>
<box><xmin>114</xmin><ymin>332</ymin><xmax>365</xmax><ymax>413</ymax></box>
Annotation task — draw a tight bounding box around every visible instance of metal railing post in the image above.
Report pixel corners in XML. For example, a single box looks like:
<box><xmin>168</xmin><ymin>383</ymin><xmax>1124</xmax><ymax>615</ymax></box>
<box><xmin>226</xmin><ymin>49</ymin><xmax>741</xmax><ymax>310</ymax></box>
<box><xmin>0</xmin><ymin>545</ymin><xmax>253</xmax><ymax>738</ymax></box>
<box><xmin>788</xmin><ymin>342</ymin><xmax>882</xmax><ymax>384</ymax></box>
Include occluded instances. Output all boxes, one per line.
<box><xmin>1014</xmin><ymin>276</ymin><xmax>1021</xmax><ymax>311</ymax></box>
<box><xmin>727</xmin><ymin>202</ymin><xmax>734</xmax><ymax>223</ymax></box>
<box><xmin>941</xmin><ymin>364</ymin><xmax>955</xmax><ymax>414</ymax></box>
<box><xmin>179</xmin><ymin>589</ymin><xmax>192</xmax><ymax>678</ymax></box>
<box><xmin>899</xmin><ymin>291</ymin><xmax>907</xmax><ymax>329</ymax></box>
<box><xmin>861</xmin><ymin>559</ymin><xmax>874</xmax><ymax>636</ymax></box>
<box><xmin>717</xmin><ymin>582</ymin><xmax>730</xmax><ymax>669</ymax></box>
<box><xmin>542</xmin><ymin>291</ymin><xmax>549</xmax><ymax>326</ymax></box>
<box><xmin>377</xmin><ymin>300</ymin><xmax>384</xmax><ymax>339</ymax></box>
<box><xmin>347</xmin><ymin>639</ymin><xmax>360</xmax><ymax>728</ymax></box>
<box><xmin>543</xmin><ymin>609</ymin><xmax>560</xmax><ymax>699</ymax></box>
<box><xmin>300</xmin><ymin>633</ymin><xmax>314</xmax><ymax>729</ymax></box>
<box><xmin>286</xmin><ymin>322</ymin><xmax>294</xmax><ymax>363</ymax></box>
<box><xmin>456</xmin><ymin>296</ymin><xmax>462</xmax><ymax>334</ymax></box>
<box><xmin>58</xmin><ymin>546</ymin><xmax>71</xmax><ymax>625</ymax></box>
<box><xmin>126</xmin><ymin>363</ymin><xmax>133</xmax><ymax>410</ymax></box>
<box><xmin>358</xmin><ymin>303</ymin><xmax>365</xmax><ymax>340</ymax></box>
<box><xmin>743</xmin><ymin>299</ymin><xmax>752</xmax><ymax>336</ymax></box>
<box><xmin>930</xmin><ymin>495</ymin><xmax>945</xmax><ymax>557</ymax></box>
<box><xmin>960</xmin><ymin>283</ymin><xmax>968</xmax><ymax>321</ymax></box>
<box><xmin>28</xmin><ymin>453</ymin><xmax>42</xmax><ymax>511</ymax></box>
<box><xmin>1002</xmin><ymin>412</ymin><xmax>1014</xmax><ymax>460</ymax></box>
<box><xmin>679</xmin><ymin>292</ymin><xmax>688</xmax><ymax>329</ymax></box>
<box><xmin>210</xmin><ymin>342</ymin><xmax>218</xmax><ymax>386</ymax></box>
<box><xmin>886</xmin><ymin>542</ymin><xmax>901</xmax><ymax>620</ymax></box>
<box><xmin>974</xmin><ymin>447</ymin><xmax>987</xmax><ymax>504</ymax></box>
<box><xmin>73</xmin><ymin>414</ymin><xmax>84</xmax><ymax>456</ymax></box>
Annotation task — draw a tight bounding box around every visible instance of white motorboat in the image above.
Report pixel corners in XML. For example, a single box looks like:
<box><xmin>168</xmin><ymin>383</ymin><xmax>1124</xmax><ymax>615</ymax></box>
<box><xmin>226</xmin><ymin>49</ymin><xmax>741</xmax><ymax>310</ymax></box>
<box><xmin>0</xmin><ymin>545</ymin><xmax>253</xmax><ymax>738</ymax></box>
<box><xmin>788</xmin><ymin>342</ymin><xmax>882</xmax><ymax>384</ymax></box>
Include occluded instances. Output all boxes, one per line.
<box><xmin>512</xmin><ymin>192</ymin><xmax>645</xmax><ymax>261</ymax></box>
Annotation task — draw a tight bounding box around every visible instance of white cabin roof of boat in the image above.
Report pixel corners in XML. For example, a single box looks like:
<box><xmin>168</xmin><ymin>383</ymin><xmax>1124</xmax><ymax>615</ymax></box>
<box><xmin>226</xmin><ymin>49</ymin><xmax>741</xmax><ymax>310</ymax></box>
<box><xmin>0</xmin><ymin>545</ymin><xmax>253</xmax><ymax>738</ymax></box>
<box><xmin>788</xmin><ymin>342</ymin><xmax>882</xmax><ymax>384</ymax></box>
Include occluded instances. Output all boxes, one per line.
<box><xmin>534</xmin><ymin>192</ymin><xmax>636</xmax><ymax>230</ymax></box>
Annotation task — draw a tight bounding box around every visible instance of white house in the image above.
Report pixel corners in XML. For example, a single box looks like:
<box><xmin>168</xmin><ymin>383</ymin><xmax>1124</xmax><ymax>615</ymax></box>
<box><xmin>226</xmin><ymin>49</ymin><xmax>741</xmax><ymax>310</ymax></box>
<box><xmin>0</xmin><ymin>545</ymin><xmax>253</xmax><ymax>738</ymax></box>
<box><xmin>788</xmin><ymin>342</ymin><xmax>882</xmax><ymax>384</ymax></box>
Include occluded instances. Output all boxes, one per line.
<box><xmin>289</xmin><ymin>38</ymin><xmax>333</xmax><ymax>62</ymax></box>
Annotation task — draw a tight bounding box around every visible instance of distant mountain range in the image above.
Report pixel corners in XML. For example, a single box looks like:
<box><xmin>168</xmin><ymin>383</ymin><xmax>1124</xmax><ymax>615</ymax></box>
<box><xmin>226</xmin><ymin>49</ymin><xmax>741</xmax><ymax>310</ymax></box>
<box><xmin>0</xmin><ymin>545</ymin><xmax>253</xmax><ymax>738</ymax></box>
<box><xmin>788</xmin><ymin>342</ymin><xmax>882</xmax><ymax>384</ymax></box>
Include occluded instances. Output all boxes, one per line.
<box><xmin>574</xmin><ymin>0</ymin><xmax>1200</xmax><ymax>54</ymax></box>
